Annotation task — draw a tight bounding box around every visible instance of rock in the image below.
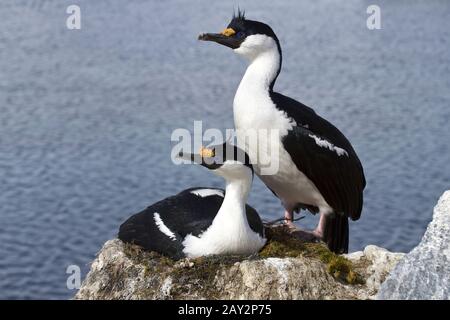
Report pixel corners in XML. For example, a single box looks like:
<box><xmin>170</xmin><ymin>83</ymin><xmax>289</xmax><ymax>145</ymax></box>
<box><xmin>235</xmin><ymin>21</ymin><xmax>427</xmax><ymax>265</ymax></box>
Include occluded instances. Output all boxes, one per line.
<box><xmin>377</xmin><ymin>191</ymin><xmax>450</xmax><ymax>300</ymax></box>
<box><xmin>74</xmin><ymin>226</ymin><xmax>404</xmax><ymax>300</ymax></box>
<box><xmin>344</xmin><ymin>246</ymin><xmax>404</xmax><ymax>299</ymax></box>
<box><xmin>74</xmin><ymin>191</ymin><xmax>450</xmax><ymax>300</ymax></box>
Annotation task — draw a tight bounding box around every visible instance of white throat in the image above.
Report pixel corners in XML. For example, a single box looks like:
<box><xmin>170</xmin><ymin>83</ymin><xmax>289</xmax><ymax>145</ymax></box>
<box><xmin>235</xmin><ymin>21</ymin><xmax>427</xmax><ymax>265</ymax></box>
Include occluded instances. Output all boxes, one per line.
<box><xmin>233</xmin><ymin>37</ymin><xmax>282</xmax><ymax>124</ymax></box>
<box><xmin>200</xmin><ymin>174</ymin><xmax>252</xmax><ymax>236</ymax></box>
<box><xmin>215</xmin><ymin>176</ymin><xmax>251</xmax><ymax>222</ymax></box>
<box><xmin>235</xmin><ymin>42</ymin><xmax>281</xmax><ymax>94</ymax></box>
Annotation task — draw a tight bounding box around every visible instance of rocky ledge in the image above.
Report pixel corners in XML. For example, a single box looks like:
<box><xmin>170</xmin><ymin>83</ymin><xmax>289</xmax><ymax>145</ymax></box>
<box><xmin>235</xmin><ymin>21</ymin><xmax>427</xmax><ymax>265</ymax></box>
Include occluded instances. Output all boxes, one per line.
<box><xmin>75</xmin><ymin>191</ymin><xmax>450</xmax><ymax>300</ymax></box>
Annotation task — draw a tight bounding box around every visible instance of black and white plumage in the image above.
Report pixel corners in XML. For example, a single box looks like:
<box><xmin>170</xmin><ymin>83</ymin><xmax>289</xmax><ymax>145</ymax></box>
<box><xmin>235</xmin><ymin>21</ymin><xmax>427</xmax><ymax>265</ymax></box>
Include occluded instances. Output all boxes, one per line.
<box><xmin>119</xmin><ymin>143</ymin><xmax>266</xmax><ymax>260</ymax></box>
<box><xmin>199</xmin><ymin>11</ymin><xmax>366</xmax><ymax>253</ymax></box>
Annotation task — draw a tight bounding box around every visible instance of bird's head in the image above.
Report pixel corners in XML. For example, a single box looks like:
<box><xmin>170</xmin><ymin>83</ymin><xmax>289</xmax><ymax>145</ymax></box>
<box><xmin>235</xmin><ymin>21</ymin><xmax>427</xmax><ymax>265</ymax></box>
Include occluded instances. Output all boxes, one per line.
<box><xmin>178</xmin><ymin>142</ymin><xmax>253</xmax><ymax>181</ymax></box>
<box><xmin>198</xmin><ymin>10</ymin><xmax>280</xmax><ymax>61</ymax></box>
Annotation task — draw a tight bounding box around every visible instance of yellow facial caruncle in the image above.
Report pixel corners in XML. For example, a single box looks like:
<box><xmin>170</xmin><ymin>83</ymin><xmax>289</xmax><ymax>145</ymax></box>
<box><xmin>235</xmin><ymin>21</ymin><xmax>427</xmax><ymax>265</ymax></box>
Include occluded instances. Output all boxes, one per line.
<box><xmin>221</xmin><ymin>28</ymin><xmax>236</xmax><ymax>37</ymax></box>
<box><xmin>199</xmin><ymin>146</ymin><xmax>215</xmax><ymax>158</ymax></box>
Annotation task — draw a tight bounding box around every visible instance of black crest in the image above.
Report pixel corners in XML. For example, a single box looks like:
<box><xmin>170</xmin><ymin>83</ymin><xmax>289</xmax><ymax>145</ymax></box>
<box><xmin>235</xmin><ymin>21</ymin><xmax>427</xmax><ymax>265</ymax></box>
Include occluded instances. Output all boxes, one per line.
<box><xmin>227</xmin><ymin>10</ymin><xmax>278</xmax><ymax>43</ymax></box>
<box><xmin>228</xmin><ymin>8</ymin><xmax>246</xmax><ymax>31</ymax></box>
<box><xmin>232</xmin><ymin>8</ymin><xmax>245</xmax><ymax>21</ymax></box>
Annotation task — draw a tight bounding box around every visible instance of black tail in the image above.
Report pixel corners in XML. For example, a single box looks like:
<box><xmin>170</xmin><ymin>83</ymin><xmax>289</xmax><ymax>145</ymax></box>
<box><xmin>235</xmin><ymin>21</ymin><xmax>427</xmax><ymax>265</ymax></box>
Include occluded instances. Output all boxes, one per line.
<box><xmin>323</xmin><ymin>214</ymin><xmax>349</xmax><ymax>254</ymax></box>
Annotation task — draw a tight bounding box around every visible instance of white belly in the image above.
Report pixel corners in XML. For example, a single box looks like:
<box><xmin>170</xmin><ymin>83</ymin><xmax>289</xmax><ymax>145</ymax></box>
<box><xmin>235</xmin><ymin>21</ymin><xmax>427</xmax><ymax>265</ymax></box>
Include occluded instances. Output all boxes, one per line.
<box><xmin>239</xmin><ymin>128</ymin><xmax>331</xmax><ymax>212</ymax></box>
<box><xmin>182</xmin><ymin>222</ymin><xmax>266</xmax><ymax>258</ymax></box>
<box><xmin>259</xmin><ymin>144</ymin><xmax>330</xmax><ymax>211</ymax></box>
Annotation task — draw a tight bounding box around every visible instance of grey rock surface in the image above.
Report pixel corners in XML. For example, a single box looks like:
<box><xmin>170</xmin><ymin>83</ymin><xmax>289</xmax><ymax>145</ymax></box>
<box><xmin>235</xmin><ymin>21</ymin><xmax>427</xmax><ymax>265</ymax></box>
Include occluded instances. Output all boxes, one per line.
<box><xmin>74</xmin><ymin>239</ymin><xmax>403</xmax><ymax>300</ymax></box>
<box><xmin>75</xmin><ymin>190</ymin><xmax>450</xmax><ymax>300</ymax></box>
<box><xmin>345</xmin><ymin>246</ymin><xmax>404</xmax><ymax>299</ymax></box>
<box><xmin>377</xmin><ymin>190</ymin><xmax>450</xmax><ymax>300</ymax></box>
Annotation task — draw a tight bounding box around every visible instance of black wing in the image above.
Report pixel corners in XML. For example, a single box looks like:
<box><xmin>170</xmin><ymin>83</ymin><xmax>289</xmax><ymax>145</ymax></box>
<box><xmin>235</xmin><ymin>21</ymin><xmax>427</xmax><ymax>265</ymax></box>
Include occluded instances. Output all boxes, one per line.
<box><xmin>160</xmin><ymin>188</ymin><xmax>225</xmax><ymax>237</ymax></box>
<box><xmin>271</xmin><ymin>92</ymin><xmax>366</xmax><ymax>220</ymax></box>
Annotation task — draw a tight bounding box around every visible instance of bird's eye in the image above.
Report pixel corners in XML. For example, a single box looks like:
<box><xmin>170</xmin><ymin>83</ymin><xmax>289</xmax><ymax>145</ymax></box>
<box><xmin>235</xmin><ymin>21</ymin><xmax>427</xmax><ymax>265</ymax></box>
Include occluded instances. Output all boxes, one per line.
<box><xmin>236</xmin><ymin>31</ymin><xmax>246</xmax><ymax>38</ymax></box>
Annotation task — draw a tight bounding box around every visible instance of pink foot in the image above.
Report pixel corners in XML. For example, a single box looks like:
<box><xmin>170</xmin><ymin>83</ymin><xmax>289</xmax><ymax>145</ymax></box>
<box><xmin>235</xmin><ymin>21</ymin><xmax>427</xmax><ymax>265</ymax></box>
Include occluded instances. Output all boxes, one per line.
<box><xmin>290</xmin><ymin>213</ymin><xmax>326</xmax><ymax>242</ymax></box>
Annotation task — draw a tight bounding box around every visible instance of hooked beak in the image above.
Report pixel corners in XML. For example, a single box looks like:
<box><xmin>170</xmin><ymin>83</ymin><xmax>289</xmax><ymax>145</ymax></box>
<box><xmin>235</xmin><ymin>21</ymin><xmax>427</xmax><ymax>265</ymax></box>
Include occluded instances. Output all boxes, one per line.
<box><xmin>177</xmin><ymin>151</ymin><xmax>221</xmax><ymax>170</ymax></box>
<box><xmin>198</xmin><ymin>28</ymin><xmax>243</xmax><ymax>49</ymax></box>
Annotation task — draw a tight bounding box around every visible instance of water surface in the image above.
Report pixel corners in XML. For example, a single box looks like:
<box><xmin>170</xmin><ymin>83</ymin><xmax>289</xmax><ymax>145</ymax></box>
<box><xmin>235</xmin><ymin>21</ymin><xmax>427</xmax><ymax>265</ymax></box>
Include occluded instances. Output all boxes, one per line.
<box><xmin>0</xmin><ymin>0</ymin><xmax>449</xmax><ymax>299</ymax></box>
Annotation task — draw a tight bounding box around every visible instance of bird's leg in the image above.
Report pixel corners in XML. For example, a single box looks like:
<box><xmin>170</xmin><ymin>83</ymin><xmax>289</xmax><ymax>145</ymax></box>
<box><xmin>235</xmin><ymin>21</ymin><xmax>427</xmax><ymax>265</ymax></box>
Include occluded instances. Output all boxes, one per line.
<box><xmin>312</xmin><ymin>213</ymin><xmax>326</xmax><ymax>239</ymax></box>
<box><xmin>285</xmin><ymin>211</ymin><xmax>323</xmax><ymax>243</ymax></box>
<box><xmin>281</xmin><ymin>206</ymin><xmax>322</xmax><ymax>243</ymax></box>
<box><xmin>284</xmin><ymin>209</ymin><xmax>295</xmax><ymax>228</ymax></box>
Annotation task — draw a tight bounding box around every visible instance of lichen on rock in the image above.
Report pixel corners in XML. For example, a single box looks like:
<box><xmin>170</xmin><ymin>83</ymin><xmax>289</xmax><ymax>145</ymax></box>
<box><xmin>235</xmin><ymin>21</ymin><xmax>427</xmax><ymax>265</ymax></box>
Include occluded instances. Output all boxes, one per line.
<box><xmin>75</xmin><ymin>224</ymin><xmax>403</xmax><ymax>300</ymax></box>
<box><xmin>260</xmin><ymin>225</ymin><xmax>363</xmax><ymax>284</ymax></box>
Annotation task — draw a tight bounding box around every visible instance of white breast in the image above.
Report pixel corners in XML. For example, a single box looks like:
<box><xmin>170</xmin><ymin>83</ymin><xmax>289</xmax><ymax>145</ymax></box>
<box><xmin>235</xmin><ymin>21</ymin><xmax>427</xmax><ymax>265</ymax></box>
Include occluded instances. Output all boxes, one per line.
<box><xmin>182</xmin><ymin>178</ymin><xmax>266</xmax><ymax>258</ymax></box>
<box><xmin>182</xmin><ymin>221</ymin><xmax>266</xmax><ymax>258</ymax></box>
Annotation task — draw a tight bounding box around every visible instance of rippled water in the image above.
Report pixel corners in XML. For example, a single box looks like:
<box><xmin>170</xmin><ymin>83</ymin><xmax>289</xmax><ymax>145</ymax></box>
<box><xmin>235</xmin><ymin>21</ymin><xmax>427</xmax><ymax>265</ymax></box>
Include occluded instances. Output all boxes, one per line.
<box><xmin>0</xmin><ymin>0</ymin><xmax>449</xmax><ymax>299</ymax></box>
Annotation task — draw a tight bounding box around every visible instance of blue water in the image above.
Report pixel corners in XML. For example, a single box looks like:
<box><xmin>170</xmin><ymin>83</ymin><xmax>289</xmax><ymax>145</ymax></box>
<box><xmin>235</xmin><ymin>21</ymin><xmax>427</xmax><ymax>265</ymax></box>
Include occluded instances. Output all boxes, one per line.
<box><xmin>0</xmin><ymin>0</ymin><xmax>449</xmax><ymax>299</ymax></box>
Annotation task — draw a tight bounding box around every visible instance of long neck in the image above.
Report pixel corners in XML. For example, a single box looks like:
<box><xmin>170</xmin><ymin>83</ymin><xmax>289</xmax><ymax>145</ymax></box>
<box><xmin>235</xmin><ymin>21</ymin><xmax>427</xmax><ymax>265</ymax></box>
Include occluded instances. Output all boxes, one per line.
<box><xmin>213</xmin><ymin>175</ymin><xmax>252</xmax><ymax>227</ymax></box>
<box><xmin>239</xmin><ymin>47</ymin><xmax>281</xmax><ymax>93</ymax></box>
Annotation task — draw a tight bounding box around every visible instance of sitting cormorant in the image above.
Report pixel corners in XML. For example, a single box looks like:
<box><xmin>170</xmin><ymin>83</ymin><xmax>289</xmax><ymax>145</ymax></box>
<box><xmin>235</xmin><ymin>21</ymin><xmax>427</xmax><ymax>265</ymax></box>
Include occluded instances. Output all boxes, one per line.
<box><xmin>118</xmin><ymin>143</ymin><xmax>266</xmax><ymax>259</ymax></box>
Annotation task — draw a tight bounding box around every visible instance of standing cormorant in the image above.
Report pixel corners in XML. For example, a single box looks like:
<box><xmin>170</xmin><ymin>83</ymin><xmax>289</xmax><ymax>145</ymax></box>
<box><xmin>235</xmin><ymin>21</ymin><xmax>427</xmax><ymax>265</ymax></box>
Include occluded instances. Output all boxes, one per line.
<box><xmin>198</xmin><ymin>11</ymin><xmax>365</xmax><ymax>253</ymax></box>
